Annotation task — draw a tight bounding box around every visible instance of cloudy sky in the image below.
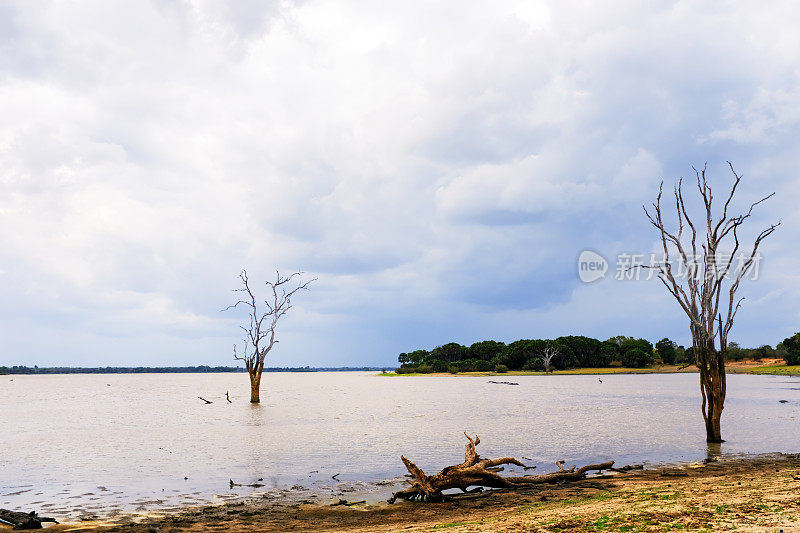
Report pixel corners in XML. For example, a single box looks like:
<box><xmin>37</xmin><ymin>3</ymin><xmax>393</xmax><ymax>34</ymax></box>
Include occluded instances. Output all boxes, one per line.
<box><xmin>1</xmin><ymin>0</ymin><xmax>798</xmax><ymax>367</ymax></box>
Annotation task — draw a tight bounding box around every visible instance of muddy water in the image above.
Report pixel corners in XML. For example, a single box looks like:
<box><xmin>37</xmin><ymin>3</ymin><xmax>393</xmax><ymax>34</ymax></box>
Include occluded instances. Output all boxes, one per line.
<box><xmin>1</xmin><ymin>372</ymin><xmax>798</xmax><ymax>520</ymax></box>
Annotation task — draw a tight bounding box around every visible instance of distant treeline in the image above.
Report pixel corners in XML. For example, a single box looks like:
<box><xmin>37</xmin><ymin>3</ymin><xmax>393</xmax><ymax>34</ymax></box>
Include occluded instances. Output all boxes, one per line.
<box><xmin>397</xmin><ymin>334</ymin><xmax>798</xmax><ymax>373</ymax></box>
<box><xmin>0</xmin><ymin>365</ymin><xmax>384</xmax><ymax>375</ymax></box>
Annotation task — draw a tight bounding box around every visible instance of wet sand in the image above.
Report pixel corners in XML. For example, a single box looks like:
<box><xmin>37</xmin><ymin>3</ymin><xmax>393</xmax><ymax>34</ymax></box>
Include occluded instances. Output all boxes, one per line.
<box><xmin>37</xmin><ymin>453</ymin><xmax>800</xmax><ymax>532</ymax></box>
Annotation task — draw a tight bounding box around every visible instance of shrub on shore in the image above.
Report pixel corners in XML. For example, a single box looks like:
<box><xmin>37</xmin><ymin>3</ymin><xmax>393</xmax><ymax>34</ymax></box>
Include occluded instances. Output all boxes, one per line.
<box><xmin>621</xmin><ymin>348</ymin><xmax>651</xmax><ymax>368</ymax></box>
<box><xmin>782</xmin><ymin>333</ymin><xmax>800</xmax><ymax>365</ymax></box>
<box><xmin>656</xmin><ymin>338</ymin><xmax>677</xmax><ymax>364</ymax></box>
<box><xmin>395</xmin><ymin>365</ymin><xmax>435</xmax><ymax>374</ymax></box>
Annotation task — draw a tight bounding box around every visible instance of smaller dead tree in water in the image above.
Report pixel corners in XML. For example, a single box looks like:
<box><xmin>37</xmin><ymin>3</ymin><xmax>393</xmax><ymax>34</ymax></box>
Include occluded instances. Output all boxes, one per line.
<box><xmin>389</xmin><ymin>433</ymin><xmax>614</xmax><ymax>503</ymax></box>
<box><xmin>225</xmin><ymin>270</ymin><xmax>314</xmax><ymax>403</ymax></box>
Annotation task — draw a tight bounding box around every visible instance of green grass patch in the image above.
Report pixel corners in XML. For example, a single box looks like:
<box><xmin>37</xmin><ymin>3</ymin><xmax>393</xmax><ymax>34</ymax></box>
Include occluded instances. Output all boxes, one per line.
<box><xmin>430</xmin><ymin>522</ymin><xmax>468</xmax><ymax>529</ymax></box>
<box><xmin>430</xmin><ymin>517</ymin><xmax>498</xmax><ymax>529</ymax></box>
<box><xmin>591</xmin><ymin>515</ymin><xmax>612</xmax><ymax>530</ymax></box>
<box><xmin>743</xmin><ymin>364</ymin><xmax>800</xmax><ymax>375</ymax></box>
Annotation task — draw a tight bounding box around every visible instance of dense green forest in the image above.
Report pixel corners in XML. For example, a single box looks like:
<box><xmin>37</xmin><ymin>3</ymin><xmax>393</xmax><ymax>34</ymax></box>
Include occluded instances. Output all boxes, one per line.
<box><xmin>397</xmin><ymin>333</ymin><xmax>800</xmax><ymax>373</ymax></box>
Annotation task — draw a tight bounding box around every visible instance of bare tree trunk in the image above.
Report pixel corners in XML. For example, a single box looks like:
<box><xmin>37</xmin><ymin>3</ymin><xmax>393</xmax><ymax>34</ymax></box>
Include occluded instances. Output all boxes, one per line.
<box><xmin>697</xmin><ymin>339</ymin><xmax>725</xmax><ymax>443</ymax></box>
<box><xmin>249</xmin><ymin>371</ymin><xmax>261</xmax><ymax>403</ymax></box>
<box><xmin>705</xmin><ymin>401</ymin><xmax>722</xmax><ymax>443</ymax></box>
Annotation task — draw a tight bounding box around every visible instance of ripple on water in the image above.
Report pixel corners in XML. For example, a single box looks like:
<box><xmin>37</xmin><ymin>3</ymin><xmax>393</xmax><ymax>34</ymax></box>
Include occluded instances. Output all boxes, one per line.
<box><xmin>2</xmin><ymin>372</ymin><xmax>799</xmax><ymax>519</ymax></box>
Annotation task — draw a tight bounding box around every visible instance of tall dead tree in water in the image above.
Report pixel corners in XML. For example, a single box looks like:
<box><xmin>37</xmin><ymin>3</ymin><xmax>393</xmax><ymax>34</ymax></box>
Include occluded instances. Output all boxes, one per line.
<box><xmin>225</xmin><ymin>270</ymin><xmax>313</xmax><ymax>403</ymax></box>
<box><xmin>643</xmin><ymin>162</ymin><xmax>778</xmax><ymax>442</ymax></box>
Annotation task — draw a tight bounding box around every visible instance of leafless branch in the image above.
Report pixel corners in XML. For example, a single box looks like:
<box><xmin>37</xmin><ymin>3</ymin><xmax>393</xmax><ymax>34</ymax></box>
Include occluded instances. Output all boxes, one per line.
<box><xmin>540</xmin><ymin>343</ymin><xmax>559</xmax><ymax>373</ymax></box>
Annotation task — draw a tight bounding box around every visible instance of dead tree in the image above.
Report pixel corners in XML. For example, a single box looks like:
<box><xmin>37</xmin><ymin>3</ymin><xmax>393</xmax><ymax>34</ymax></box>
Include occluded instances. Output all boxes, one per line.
<box><xmin>225</xmin><ymin>270</ymin><xmax>313</xmax><ymax>403</ymax></box>
<box><xmin>540</xmin><ymin>344</ymin><xmax>559</xmax><ymax>374</ymax></box>
<box><xmin>643</xmin><ymin>162</ymin><xmax>779</xmax><ymax>443</ymax></box>
<box><xmin>389</xmin><ymin>433</ymin><xmax>614</xmax><ymax>503</ymax></box>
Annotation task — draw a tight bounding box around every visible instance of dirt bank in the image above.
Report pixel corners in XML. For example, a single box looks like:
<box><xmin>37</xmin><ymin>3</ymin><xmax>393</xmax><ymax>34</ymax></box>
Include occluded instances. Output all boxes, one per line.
<box><xmin>41</xmin><ymin>454</ymin><xmax>800</xmax><ymax>532</ymax></box>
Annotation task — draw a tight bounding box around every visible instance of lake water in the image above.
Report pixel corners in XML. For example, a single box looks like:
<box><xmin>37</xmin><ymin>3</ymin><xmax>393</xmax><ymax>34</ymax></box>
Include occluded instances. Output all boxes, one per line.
<box><xmin>1</xmin><ymin>372</ymin><xmax>798</xmax><ymax>520</ymax></box>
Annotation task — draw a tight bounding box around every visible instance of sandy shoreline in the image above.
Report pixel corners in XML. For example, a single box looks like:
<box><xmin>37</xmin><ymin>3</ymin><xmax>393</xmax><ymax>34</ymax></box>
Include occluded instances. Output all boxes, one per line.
<box><xmin>33</xmin><ymin>453</ymin><xmax>799</xmax><ymax>532</ymax></box>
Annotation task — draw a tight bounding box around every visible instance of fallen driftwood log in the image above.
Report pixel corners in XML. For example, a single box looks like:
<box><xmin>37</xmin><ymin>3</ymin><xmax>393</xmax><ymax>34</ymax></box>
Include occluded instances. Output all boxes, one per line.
<box><xmin>609</xmin><ymin>464</ymin><xmax>644</xmax><ymax>473</ymax></box>
<box><xmin>487</xmin><ymin>380</ymin><xmax>519</xmax><ymax>385</ymax></box>
<box><xmin>330</xmin><ymin>499</ymin><xmax>366</xmax><ymax>507</ymax></box>
<box><xmin>389</xmin><ymin>433</ymin><xmax>614</xmax><ymax>503</ymax></box>
<box><xmin>0</xmin><ymin>509</ymin><xmax>58</xmax><ymax>529</ymax></box>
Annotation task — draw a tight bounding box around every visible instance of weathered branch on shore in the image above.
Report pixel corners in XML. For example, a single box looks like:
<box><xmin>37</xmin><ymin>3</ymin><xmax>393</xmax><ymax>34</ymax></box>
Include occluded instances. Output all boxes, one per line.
<box><xmin>229</xmin><ymin>479</ymin><xmax>264</xmax><ymax>488</ymax></box>
<box><xmin>330</xmin><ymin>499</ymin><xmax>366</xmax><ymax>507</ymax></box>
<box><xmin>388</xmin><ymin>433</ymin><xmax>614</xmax><ymax>503</ymax></box>
<box><xmin>0</xmin><ymin>509</ymin><xmax>58</xmax><ymax>529</ymax></box>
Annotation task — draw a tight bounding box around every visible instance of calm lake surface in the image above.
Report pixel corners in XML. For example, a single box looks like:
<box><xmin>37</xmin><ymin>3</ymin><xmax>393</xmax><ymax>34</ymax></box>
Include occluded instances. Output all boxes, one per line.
<box><xmin>2</xmin><ymin>372</ymin><xmax>798</xmax><ymax>519</ymax></box>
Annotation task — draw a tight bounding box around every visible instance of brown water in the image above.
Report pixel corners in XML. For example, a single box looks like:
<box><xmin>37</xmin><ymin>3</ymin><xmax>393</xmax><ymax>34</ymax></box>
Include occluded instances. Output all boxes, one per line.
<box><xmin>1</xmin><ymin>372</ymin><xmax>798</xmax><ymax>520</ymax></box>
